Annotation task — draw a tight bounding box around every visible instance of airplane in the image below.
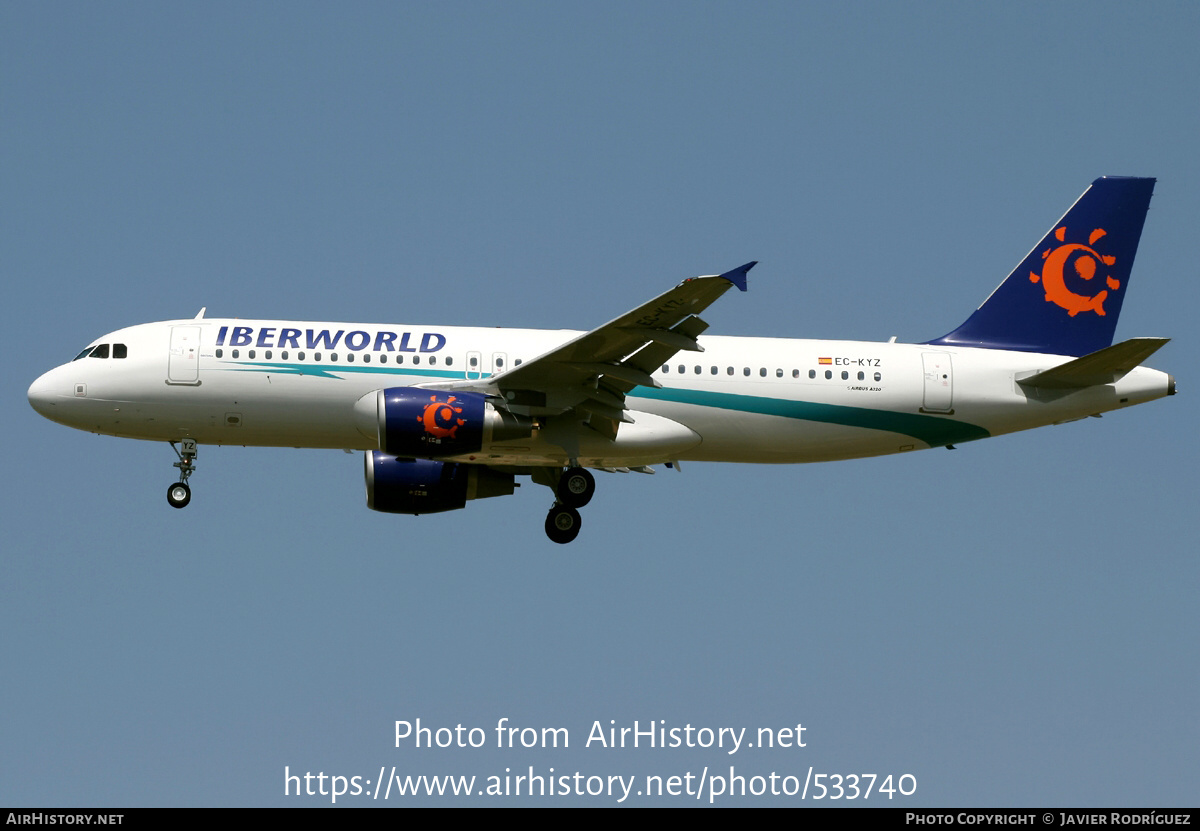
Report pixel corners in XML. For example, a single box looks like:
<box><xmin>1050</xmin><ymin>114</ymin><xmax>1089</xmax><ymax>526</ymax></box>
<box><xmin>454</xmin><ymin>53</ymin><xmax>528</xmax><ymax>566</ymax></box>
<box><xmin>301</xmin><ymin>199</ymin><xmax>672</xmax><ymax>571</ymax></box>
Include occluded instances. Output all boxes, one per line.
<box><xmin>27</xmin><ymin>177</ymin><xmax>1174</xmax><ymax>543</ymax></box>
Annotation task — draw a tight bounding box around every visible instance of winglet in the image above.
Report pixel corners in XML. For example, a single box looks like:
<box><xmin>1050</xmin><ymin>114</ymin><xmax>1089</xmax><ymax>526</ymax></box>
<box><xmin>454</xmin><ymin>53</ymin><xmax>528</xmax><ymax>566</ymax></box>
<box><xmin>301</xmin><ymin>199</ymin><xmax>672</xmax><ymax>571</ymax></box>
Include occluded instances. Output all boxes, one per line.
<box><xmin>719</xmin><ymin>261</ymin><xmax>756</xmax><ymax>292</ymax></box>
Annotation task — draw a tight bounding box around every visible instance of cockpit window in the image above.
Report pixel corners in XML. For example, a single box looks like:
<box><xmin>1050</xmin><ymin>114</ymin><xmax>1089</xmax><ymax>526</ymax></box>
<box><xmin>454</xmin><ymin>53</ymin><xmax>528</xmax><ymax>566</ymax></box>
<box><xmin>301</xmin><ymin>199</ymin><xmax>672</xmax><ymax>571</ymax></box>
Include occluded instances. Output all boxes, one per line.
<box><xmin>113</xmin><ymin>343</ymin><xmax>127</xmax><ymax>359</ymax></box>
<box><xmin>88</xmin><ymin>344</ymin><xmax>110</xmax><ymax>359</ymax></box>
<box><xmin>73</xmin><ymin>346</ymin><xmax>95</xmax><ymax>361</ymax></box>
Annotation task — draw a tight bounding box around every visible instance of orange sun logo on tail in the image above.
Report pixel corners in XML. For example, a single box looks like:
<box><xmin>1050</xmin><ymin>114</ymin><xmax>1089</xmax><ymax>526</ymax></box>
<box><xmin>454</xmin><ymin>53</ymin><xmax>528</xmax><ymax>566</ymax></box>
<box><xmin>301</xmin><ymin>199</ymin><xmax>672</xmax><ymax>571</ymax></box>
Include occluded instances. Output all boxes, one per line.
<box><xmin>1029</xmin><ymin>226</ymin><xmax>1120</xmax><ymax>317</ymax></box>
<box><xmin>418</xmin><ymin>395</ymin><xmax>466</xmax><ymax>439</ymax></box>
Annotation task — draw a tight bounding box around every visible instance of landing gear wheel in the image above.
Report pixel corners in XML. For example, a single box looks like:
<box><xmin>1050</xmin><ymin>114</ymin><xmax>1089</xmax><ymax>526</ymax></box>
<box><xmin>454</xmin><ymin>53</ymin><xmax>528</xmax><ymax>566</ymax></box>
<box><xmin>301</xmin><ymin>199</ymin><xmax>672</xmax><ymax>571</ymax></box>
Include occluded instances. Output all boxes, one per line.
<box><xmin>167</xmin><ymin>439</ymin><xmax>198</xmax><ymax>509</ymax></box>
<box><xmin>167</xmin><ymin>481</ymin><xmax>192</xmax><ymax>509</ymax></box>
<box><xmin>556</xmin><ymin>467</ymin><xmax>595</xmax><ymax>508</ymax></box>
<box><xmin>545</xmin><ymin>505</ymin><xmax>582</xmax><ymax>544</ymax></box>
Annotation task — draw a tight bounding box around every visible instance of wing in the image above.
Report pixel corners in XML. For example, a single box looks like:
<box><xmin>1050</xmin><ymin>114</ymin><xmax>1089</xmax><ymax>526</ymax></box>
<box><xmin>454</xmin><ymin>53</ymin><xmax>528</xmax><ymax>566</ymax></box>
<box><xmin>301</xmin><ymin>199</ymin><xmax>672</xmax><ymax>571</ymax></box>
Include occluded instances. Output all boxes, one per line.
<box><xmin>424</xmin><ymin>262</ymin><xmax>755</xmax><ymax>438</ymax></box>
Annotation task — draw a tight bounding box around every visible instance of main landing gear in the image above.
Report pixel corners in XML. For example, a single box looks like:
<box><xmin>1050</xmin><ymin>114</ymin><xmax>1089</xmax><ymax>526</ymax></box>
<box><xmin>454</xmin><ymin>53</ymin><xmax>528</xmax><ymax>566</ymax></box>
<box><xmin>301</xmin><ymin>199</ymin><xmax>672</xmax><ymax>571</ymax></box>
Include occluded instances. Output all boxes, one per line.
<box><xmin>167</xmin><ymin>439</ymin><xmax>197</xmax><ymax>509</ymax></box>
<box><xmin>545</xmin><ymin>504</ymin><xmax>582</xmax><ymax>544</ymax></box>
<box><xmin>542</xmin><ymin>465</ymin><xmax>595</xmax><ymax>544</ymax></box>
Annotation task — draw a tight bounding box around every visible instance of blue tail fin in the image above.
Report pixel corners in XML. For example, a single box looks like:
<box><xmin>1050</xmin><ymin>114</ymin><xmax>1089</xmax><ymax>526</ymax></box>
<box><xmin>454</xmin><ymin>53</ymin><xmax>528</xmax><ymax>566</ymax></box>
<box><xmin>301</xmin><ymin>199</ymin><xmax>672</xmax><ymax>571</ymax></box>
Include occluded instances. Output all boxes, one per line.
<box><xmin>925</xmin><ymin>176</ymin><xmax>1155</xmax><ymax>356</ymax></box>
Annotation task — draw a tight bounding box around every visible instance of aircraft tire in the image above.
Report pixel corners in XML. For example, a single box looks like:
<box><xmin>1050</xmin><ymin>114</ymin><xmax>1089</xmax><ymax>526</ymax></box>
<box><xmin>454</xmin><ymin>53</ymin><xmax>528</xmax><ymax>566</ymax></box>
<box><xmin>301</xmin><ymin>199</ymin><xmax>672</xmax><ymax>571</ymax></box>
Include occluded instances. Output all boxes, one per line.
<box><xmin>556</xmin><ymin>467</ymin><xmax>595</xmax><ymax>508</ymax></box>
<box><xmin>545</xmin><ymin>505</ymin><xmax>582</xmax><ymax>544</ymax></box>
<box><xmin>167</xmin><ymin>482</ymin><xmax>192</xmax><ymax>509</ymax></box>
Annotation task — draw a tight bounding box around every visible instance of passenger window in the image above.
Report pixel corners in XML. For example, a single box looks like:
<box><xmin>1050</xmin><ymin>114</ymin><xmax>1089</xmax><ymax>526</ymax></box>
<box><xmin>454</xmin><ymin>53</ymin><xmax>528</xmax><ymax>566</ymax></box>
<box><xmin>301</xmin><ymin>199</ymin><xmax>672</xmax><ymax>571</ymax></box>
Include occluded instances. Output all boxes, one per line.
<box><xmin>711</xmin><ymin>366</ymin><xmax>718</xmax><ymax>375</ymax></box>
<box><xmin>841</xmin><ymin>370</ymin><xmax>848</xmax><ymax>380</ymax></box>
<box><xmin>874</xmin><ymin>372</ymin><xmax>882</xmax><ymax>382</ymax></box>
<box><xmin>232</xmin><ymin>349</ymin><xmax>239</xmax><ymax>359</ymax></box>
<box><xmin>298</xmin><ymin>351</ymin><xmax>305</xmax><ymax>360</ymax></box>
<box><xmin>808</xmin><ymin>369</ymin><xmax>816</xmax><ymax>379</ymax></box>
<box><xmin>113</xmin><ymin>344</ymin><xmax>127</xmax><ymax>359</ymax></box>
<box><xmin>678</xmin><ymin>365</ymin><xmax>685</xmax><ymax>373</ymax></box>
<box><xmin>759</xmin><ymin>367</ymin><xmax>766</xmax><ymax>377</ymax></box>
<box><xmin>727</xmin><ymin>367</ymin><xmax>734</xmax><ymax>375</ymax></box>
<box><xmin>215</xmin><ymin>348</ymin><xmax>223</xmax><ymax>358</ymax></box>
<box><xmin>857</xmin><ymin>371</ymin><xmax>864</xmax><ymax>380</ymax></box>
<box><xmin>397</xmin><ymin>355</ymin><xmax>404</xmax><ymax>364</ymax></box>
<box><xmin>89</xmin><ymin>344</ymin><xmax>110</xmax><ymax>359</ymax></box>
<box><xmin>414</xmin><ymin>356</ymin><xmax>421</xmax><ymax>365</ymax></box>
<box><xmin>446</xmin><ymin>357</ymin><xmax>453</xmax><ymax>366</ymax></box>
<box><xmin>662</xmin><ymin>365</ymin><xmax>669</xmax><ymax>373</ymax></box>
<box><xmin>346</xmin><ymin>353</ymin><xmax>354</xmax><ymax>362</ymax></box>
<box><xmin>511</xmin><ymin>358</ymin><xmax>518</xmax><ymax>366</ymax></box>
<box><xmin>470</xmin><ymin>356</ymin><xmax>478</xmax><ymax>367</ymax></box>
<box><xmin>776</xmin><ymin>369</ymin><xmax>783</xmax><ymax>378</ymax></box>
<box><xmin>825</xmin><ymin>370</ymin><xmax>832</xmax><ymax>379</ymax></box>
<box><xmin>363</xmin><ymin>354</ymin><xmax>371</xmax><ymax>363</ymax></box>
<box><xmin>248</xmin><ymin>349</ymin><xmax>256</xmax><ymax>359</ymax></box>
<box><xmin>380</xmin><ymin>355</ymin><xmax>387</xmax><ymax>363</ymax></box>
<box><xmin>743</xmin><ymin>367</ymin><xmax>750</xmax><ymax>376</ymax></box>
<box><xmin>314</xmin><ymin>353</ymin><xmax>321</xmax><ymax>361</ymax></box>
<box><xmin>694</xmin><ymin>365</ymin><xmax>701</xmax><ymax>374</ymax></box>
<box><xmin>429</xmin><ymin>356</ymin><xmax>436</xmax><ymax>365</ymax></box>
<box><xmin>281</xmin><ymin>350</ymin><xmax>288</xmax><ymax>360</ymax></box>
<box><xmin>265</xmin><ymin>350</ymin><xmax>273</xmax><ymax>359</ymax></box>
<box><xmin>330</xmin><ymin>352</ymin><xmax>338</xmax><ymax>362</ymax></box>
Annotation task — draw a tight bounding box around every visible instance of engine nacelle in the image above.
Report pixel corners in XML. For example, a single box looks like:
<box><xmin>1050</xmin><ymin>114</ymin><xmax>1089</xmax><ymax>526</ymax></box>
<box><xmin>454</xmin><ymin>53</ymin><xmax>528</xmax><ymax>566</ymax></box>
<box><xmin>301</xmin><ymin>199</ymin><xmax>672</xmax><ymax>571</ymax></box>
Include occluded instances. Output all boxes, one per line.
<box><xmin>354</xmin><ymin>387</ymin><xmax>535</xmax><ymax>458</ymax></box>
<box><xmin>365</xmin><ymin>452</ymin><xmax>516</xmax><ymax>514</ymax></box>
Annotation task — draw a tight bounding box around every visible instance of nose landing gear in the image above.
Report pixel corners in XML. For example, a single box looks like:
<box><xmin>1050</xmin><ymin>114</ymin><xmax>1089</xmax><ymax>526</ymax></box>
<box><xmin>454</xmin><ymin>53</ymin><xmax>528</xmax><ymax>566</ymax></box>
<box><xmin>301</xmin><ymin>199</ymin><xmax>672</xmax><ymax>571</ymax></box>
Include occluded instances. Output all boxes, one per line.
<box><xmin>167</xmin><ymin>439</ymin><xmax>197</xmax><ymax>509</ymax></box>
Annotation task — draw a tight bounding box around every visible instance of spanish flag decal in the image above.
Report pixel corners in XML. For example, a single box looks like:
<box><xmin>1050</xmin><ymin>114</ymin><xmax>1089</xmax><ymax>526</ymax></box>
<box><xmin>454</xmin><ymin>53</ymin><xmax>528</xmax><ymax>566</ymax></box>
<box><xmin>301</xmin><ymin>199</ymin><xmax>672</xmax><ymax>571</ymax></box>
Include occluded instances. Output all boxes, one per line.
<box><xmin>818</xmin><ymin>357</ymin><xmax>832</xmax><ymax>365</ymax></box>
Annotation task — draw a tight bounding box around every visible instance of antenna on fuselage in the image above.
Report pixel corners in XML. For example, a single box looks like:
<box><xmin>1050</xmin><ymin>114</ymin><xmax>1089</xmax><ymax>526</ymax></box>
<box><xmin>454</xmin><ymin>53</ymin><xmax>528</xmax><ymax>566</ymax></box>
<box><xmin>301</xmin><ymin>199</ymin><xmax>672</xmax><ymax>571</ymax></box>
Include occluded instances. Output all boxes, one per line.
<box><xmin>194</xmin><ymin>308</ymin><xmax>206</xmax><ymax>319</ymax></box>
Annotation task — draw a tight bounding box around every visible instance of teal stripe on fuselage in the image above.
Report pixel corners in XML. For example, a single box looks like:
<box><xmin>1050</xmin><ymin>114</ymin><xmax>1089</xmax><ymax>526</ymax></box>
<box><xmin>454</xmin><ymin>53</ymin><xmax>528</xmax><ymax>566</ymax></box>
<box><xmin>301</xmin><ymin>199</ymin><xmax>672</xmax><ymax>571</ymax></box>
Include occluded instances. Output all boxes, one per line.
<box><xmin>213</xmin><ymin>362</ymin><xmax>989</xmax><ymax>447</ymax></box>
<box><xmin>632</xmin><ymin>387</ymin><xmax>990</xmax><ymax>447</ymax></box>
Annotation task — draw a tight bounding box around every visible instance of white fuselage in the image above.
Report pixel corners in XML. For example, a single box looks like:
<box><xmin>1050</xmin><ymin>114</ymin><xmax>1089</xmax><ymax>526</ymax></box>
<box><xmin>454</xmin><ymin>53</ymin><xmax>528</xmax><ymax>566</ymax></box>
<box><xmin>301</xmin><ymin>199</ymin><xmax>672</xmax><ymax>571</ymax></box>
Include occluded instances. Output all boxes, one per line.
<box><xmin>27</xmin><ymin>317</ymin><xmax>1173</xmax><ymax>469</ymax></box>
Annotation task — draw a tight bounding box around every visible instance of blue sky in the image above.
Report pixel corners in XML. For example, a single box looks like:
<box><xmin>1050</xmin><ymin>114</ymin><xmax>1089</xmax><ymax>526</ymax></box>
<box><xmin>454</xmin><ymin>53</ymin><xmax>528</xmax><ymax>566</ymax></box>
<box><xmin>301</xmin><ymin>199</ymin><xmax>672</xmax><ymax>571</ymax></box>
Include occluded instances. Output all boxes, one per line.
<box><xmin>3</xmin><ymin>2</ymin><xmax>1196</xmax><ymax>806</ymax></box>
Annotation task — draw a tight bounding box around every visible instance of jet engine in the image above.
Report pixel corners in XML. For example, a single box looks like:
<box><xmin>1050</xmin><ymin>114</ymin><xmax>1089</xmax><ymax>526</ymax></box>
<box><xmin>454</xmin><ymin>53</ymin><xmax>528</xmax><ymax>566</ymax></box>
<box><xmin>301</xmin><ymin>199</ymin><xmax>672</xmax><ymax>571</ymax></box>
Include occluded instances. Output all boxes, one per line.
<box><xmin>354</xmin><ymin>387</ymin><xmax>535</xmax><ymax>458</ymax></box>
<box><xmin>365</xmin><ymin>452</ymin><xmax>516</xmax><ymax>514</ymax></box>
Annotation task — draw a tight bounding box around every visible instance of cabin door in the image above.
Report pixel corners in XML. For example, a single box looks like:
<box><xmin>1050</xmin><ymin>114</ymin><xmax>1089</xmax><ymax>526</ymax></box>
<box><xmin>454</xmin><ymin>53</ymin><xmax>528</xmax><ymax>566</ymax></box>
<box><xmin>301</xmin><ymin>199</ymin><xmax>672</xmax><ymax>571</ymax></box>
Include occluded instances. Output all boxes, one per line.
<box><xmin>921</xmin><ymin>352</ymin><xmax>953</xmax><ymax>413</ymax></box>
<box><xmin>167</xmin><ymin>325</ymin><xmax>201</xmax><ymax>385</ymax></box>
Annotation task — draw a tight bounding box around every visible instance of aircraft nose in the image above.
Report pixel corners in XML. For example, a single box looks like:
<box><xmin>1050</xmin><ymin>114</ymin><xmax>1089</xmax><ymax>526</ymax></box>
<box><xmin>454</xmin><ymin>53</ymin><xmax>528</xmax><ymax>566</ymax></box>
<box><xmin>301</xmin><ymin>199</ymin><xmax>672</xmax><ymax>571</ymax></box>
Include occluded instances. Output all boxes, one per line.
<box><xmin>28</xmin><ymin>369</ymin><xmax>63</xmax><ymax>419</ymax></box>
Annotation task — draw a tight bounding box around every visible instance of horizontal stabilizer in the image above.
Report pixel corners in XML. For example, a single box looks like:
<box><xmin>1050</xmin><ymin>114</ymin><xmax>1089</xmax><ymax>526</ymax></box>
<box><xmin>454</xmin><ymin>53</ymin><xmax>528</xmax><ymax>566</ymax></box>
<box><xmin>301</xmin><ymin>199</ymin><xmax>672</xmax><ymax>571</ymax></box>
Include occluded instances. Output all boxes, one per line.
<box><xmin>1017</xmin><ymin>337</ymin><xmax>1169</xmax><ymax>390</ymax></box>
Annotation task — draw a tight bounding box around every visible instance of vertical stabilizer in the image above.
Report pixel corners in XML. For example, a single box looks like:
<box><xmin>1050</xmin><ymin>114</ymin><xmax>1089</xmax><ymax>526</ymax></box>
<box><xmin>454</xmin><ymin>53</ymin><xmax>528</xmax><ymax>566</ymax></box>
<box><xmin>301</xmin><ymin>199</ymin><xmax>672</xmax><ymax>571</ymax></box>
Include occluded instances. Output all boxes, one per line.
<box><xmin>926</xmin><ymin>177</ymin><xmax>1155</xmax><ymax>356</ymax></box>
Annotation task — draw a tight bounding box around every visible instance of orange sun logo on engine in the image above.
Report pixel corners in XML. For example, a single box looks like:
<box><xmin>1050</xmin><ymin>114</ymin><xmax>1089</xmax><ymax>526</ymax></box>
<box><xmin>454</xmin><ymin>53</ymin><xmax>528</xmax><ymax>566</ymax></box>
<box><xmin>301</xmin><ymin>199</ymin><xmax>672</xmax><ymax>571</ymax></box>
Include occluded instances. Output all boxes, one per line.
<box><xmin>418</xmin><ymin>394</ymin><xmax>465</xmax><ymax>440</ymax></box>
<box><xmin>1029</xmin><ymin>226</ymin><xmax>1121</xmax><ymax>317</ymax></box>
